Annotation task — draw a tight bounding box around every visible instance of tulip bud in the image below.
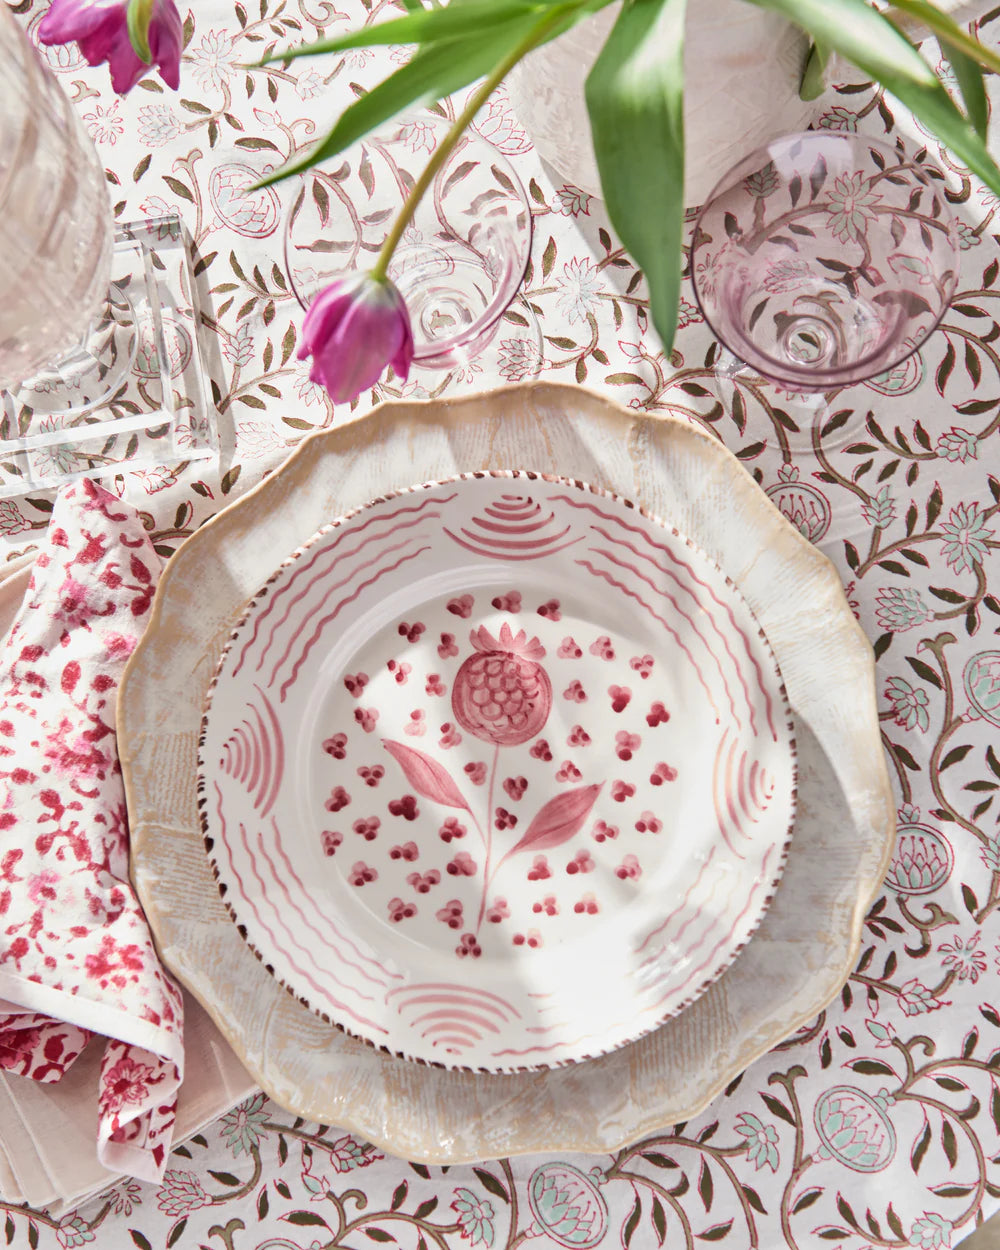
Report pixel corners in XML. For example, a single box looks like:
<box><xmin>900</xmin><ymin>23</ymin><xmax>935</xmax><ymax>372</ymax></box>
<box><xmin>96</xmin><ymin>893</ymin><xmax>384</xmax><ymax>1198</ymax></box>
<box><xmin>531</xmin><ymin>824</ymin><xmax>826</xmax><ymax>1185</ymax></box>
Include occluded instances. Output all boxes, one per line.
<box><xmin>38</xmin><ymin>0</ymin><xmax>182</xmax><ymax>95</ymax></box>
<box><xmin>297</xmin><ymin>273</ymin><xmax>414</xmax><ymax>404</ymax></box>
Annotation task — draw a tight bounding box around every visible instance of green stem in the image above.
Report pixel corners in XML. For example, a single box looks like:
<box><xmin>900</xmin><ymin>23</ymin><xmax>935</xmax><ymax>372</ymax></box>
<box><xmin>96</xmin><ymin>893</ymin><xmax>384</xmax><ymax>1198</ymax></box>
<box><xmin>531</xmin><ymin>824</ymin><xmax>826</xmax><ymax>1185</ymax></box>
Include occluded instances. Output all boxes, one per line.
<box><xmin>371</xmin><ymin>4</ymin><xmax>571</xmax><ymax>281</ymax></box>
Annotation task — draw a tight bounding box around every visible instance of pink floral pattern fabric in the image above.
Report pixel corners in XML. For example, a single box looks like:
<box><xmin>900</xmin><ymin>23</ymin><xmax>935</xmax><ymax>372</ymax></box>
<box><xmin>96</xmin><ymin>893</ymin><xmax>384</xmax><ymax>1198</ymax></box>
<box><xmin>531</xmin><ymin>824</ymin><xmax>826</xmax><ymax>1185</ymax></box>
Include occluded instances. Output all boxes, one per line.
<box><xmin>0</xmin><ymin>480</ymin><xmax>182</xmax><ymax>1181</ymax></box>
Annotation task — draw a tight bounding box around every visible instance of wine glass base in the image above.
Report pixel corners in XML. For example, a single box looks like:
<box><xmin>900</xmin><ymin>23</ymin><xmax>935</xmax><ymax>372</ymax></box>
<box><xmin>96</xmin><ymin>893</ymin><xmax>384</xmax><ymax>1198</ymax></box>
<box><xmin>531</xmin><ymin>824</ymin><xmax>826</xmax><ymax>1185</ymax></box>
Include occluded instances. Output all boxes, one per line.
<box><xmin>710</xmin><ymin>349</ymin><xmax>856</xmax><ymax>456</ymax></box>
<box><xmin>379</xmin><ymin>293</ymin><xmax>544</xmax><ymax>399</ymax></box>
<box><xmin>0</xmin><ymin>216</ymin><xmax>218</xmax><ymax>507</ymax></box>
<box><xmin>394</xmin><ymin>252</ymin><xmax>509</xmax><ymax>371</ymax></box>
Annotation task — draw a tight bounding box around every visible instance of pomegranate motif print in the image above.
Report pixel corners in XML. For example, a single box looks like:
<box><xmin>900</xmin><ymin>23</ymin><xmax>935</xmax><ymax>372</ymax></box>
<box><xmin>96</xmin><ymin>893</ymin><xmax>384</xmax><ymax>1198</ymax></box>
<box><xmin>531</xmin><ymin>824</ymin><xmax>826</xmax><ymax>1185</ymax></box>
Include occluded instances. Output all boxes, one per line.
<box><xmin>202</xmin><ymin>474</ymin><xmax>796</xmax><ymax>1071</ymax></box>
<box><xmin>451</xmin><ymin>624</ymin><xmax>551</xmax><ymax>747</ymax></box>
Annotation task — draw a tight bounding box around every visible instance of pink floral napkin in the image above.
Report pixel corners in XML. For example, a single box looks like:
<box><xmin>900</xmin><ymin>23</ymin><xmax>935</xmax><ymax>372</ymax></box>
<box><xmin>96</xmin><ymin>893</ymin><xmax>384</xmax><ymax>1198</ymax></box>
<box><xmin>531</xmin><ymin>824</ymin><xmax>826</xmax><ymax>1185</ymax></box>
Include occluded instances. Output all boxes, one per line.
<box><xmin>0</xmin><ymin>479</ymin><xmax>183</xmax><ymax>1182</ymax></box>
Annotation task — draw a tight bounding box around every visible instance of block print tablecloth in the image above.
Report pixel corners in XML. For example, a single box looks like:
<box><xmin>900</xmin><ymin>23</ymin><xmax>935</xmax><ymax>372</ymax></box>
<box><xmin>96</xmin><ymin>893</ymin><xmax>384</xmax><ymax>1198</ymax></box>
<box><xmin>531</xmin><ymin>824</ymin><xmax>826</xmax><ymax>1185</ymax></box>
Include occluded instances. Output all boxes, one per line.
<box><xmin>5</xmin><ymin>1</ymin><xmax>1000</xmax><ymax>1246</ymax></box>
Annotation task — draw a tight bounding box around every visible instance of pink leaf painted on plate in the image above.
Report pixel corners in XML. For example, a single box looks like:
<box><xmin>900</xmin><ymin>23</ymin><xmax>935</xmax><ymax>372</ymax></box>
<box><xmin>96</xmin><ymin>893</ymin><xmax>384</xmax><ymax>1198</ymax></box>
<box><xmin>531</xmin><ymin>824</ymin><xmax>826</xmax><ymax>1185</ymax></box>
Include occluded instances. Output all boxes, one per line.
<box><xmin>509</xmin><ymin>783</ymin><xmax>603</xmax><ymax>855</ymax></box>
<box><xmin>382</xmin><ymin>739</ymin><xmax>468</xmax><ymax>810</ymax></box>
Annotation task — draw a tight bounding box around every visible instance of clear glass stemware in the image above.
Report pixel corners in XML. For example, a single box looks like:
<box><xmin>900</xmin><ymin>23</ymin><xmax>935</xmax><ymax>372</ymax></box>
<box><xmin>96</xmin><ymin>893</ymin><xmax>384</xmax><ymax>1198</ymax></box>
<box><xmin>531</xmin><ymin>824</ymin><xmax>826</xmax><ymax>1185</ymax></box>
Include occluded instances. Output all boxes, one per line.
<box><xmin>284</xmin><ymin>113</ymin><xmax>542</xmax><ymax>391</ymax></box>
<box><xmin>690</xmin><ymin>131</ymin><xmax>960</xmax><ymax>444</ymax></box>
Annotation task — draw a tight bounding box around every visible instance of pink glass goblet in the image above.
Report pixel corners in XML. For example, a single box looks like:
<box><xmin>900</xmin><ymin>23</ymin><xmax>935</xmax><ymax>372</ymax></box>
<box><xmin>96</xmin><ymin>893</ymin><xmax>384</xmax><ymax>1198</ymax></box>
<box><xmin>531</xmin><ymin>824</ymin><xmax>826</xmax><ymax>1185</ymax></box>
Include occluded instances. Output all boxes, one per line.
<box><xmin>690</xmin><ymin>132</ymin><xmax>959</xmax><ymax>441</ymax></box>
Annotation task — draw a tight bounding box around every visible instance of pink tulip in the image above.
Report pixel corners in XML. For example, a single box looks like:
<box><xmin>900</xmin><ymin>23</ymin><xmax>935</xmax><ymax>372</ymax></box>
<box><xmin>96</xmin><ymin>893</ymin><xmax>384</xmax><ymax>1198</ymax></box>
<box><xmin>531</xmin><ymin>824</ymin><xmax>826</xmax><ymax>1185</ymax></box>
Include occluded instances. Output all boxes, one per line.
<box><xmin>38</xmin><ymin>0</ymin><xmax>183</xmax><ymax>95</ymax></box>
<box><xmin>298</xmin><ymin>273</ymin><xmax>414</xmax><ymax>404</ymax></box>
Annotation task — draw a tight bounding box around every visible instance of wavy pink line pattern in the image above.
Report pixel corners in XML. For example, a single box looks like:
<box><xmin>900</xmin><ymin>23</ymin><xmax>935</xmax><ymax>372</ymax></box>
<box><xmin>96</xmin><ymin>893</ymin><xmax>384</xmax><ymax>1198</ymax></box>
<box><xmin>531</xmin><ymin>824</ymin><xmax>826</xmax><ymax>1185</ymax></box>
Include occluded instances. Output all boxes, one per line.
<box><xmin>442</xmin><ymin>489</ymin><xmax>584</xmax><ymax>561</ymax></box>
<box><xmin>443</xmin><ymin>528</ymin><xmax>584</xmax><ymax>562</ymax></box>
<box><xmin>220</xmin><ymin>724</ymin><xmax>248</xmax><ymax>786</ymax></box>
<box><xmin>449</xmin><ymin>525</ymin><xmax>575</xmax><ymax>553</ymax></box>
<box><xmin>251</xmin><ymin>536</ymin><xmax>414</xmax><ymax>691</ymax></box>
<box><xmin>391</xmin><ymin>993</ymin><xmax>512</xmax><ymax>1022</ymax></box>
<box><xmin>253</xmin><ymin>524</ymin><xmax>433</xmax><ymax>684</ymax></box>
<box><xmin>218</xmin><ymin>687</ymin><xmax>285</xmax><ymax>818</ymax></box>
<box><xmin>251</xmin><ymin>685</ymin><xmax>284</xmax><ymax>817</ymax></box>
<box><xmin>211</xmin><ymin>784</ymin><xmax>388</xmax><ymax>1035</ymax></box>
<box><xmin>386</xmin><ymin>983</ymin><xmax>521</xmax><ymax>1015</ymax></box>
<box><xmin>220</xmin><ymin>718</ymin><xmax>261</xmax><ymax>796</ymax></box>
<box><xmin>250</xmin><ymin>826</ymin><xmax>378</xmax><ymax>1004</ymax></box>
<box><xmin>234</xmin><ymin>820</ymin><xmax>371</xmax><ymax>1015</ymax></box>
<box><xmin>414</xmin><ymin>1009</ymin><xmax>502</xmax><ymax>1037</ymax></box>
<box><xmin>647</xmin><ymin>845</ymin><xmax>775</xmax><ymax>1012</ymax></box>
<box><xmin>575</xmin><ymin>559</ymin><xmax>722</xmax><ymax>722</ymax></box>
<box><xmin>548</xmin><ymin>493</ymin><xmax>780</xmax><ymax>741</ymax></box>
<box><xmin>635</xmin><ymin>845</ymin><xmax>718</xmax><ymax>955</ymax></box>
<box><xmin>492</xmin><ymin>495</ymin><xmax>535</xmax><ymax>509</ymax></box>
<box><xmin>243</xmin><ymin>719</ymin><xmax>262</xmax><ymax>797</ymax></box>
<box><xmin>425</xmin><ymin>1024</ymin><xmax>480</xmax><ymax>1042</ymax></box>
<box><xmin>670</xmin><ymin>848</ymin><xmax>742</xmax><ymax>961</ymax></box>
<box><xmin>712</xmin><ymin>731</ymin><xmax>749</xmax><ymax>859</ymax></box>
<box><xmin>471</xmin><ymin>515</ymin><xmax>554</xmax><ymax>535</ymax></box>
<box><xmin>588</xmin><ymin>544</ymin><xmax>741</xmax><ymax>728</ymax></box>
<box><xmin>278</xmin><ymin>547</ymin><xmax>431</xmax><ymax>701</ymax></box>
<box><xmin>590</xmin><ymin>528</ymin><xmax>758</xmax><ymax>735</ymax></box>
<box><xmin>231</xmin><ymin>494</ymin><xmax>455</xmax><ymax>678</ymax></box>
<box><xmin>264</xmin><ymin>817</ymin><xmax>400</xmax><ymax>987</ymax></box>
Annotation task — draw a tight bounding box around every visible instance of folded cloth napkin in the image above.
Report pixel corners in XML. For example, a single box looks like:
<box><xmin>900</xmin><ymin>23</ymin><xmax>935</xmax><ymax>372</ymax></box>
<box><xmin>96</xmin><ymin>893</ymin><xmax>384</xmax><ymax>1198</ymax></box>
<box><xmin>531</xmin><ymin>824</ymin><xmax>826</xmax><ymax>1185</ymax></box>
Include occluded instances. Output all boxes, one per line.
<box><xmin>0</xmin><ymin>479</ymin><xmax>183</xmax><ymax>1182</ymax></box>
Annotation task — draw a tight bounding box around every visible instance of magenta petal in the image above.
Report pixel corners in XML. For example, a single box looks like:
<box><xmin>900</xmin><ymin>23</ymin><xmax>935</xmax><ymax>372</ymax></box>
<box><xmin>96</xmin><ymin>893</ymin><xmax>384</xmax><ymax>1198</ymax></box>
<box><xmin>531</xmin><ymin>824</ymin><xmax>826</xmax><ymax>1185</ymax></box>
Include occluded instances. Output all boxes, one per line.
<box><xmin>313</xmin><ymin>298</ymin><xmax>400</xmax><ymax>402</ymax></box>
<box><xmin>37</xmin><ymin>0</ymin><xmax>122</xmax><ymax>45</ymax></box>
<box><xmin>100</xmin><ymin>23</ymin><xmax>146</xmax><ymax>94</ymax></box>
<box><xmin>382</xmin><ymin>281</ymin><xmax>415</xmax><ymax>377</ymax></box>
<box><xmin>309</xmin><ymin>303</ymin><xmax>391</xmax><ymax>402</ymax></box>
<box><xmin>39</xmin><ymin>0</ymin><xmax>182</xmax><ymax>94</ymax></box>
<box><xmin>298</xmin><ymin>274</ymin><xmax>415</xmax><ymax>404</ymax></box>
<box><xmin>390</xmin><ymin>335</ymin><xmax>413</xmax><ymax>384</ymax></box>
<box><xmin>301</xmin><ymin>279</ymin><xmax>364</xmax><ymax>352</ymax></box>
<box><xmin>148</xmin><ymin>0</ymin><xmax>183</xmax><ymax>90</ymax></box>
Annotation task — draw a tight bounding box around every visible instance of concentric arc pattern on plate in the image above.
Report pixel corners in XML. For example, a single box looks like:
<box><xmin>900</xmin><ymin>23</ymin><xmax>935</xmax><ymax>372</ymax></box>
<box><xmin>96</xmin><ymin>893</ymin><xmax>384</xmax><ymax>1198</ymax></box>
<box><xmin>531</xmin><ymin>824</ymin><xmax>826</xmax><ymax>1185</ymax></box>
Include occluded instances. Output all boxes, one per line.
<box><xmin>198</xmin><ymin>472</ymin><xmax>797</xmax><ymax>1071</ymax></box>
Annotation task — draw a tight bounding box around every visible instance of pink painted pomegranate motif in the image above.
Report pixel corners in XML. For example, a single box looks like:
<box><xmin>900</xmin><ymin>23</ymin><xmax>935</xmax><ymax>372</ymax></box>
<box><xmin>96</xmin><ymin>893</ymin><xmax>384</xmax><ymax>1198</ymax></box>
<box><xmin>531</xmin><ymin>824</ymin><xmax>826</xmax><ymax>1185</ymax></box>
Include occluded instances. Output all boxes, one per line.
<box><xmin>201</xmin><ymin>473</ymin><xmax>797</xmax><ymax>1071</ymax></box>
<box><xmin>451</xmin><ymin>624</ymin><xmax>552</xmax><ymax>746</ymax></box>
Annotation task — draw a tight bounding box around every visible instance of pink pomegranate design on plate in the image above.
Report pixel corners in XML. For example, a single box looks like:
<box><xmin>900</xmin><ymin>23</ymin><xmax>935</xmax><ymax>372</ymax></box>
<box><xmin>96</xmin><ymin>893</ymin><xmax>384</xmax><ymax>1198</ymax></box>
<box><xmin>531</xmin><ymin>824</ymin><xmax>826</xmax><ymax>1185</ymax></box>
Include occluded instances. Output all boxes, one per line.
<box><xmin>381</xmin><ymin>618</ymin><xmax>602</xmax><ymax>932</ymax></box>
<box><xmin>452</xmin><ymin>624</ymin><xmax>552</xmax><ymax>746</ymax></box>
<box><xmin>202</xmin><ymin>473</ymin><xmax>796</xmax><ymax>1072</ymax></box>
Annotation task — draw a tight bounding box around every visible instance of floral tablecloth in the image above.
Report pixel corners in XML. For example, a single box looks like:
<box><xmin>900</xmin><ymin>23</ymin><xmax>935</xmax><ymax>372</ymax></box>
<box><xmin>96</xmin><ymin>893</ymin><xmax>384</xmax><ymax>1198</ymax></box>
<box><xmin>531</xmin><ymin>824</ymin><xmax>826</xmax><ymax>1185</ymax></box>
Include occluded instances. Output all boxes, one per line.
<box><xmin>5</xmin><ymin>0</ymin><xmax>1000</xmax><ymax>1246</ymax></box>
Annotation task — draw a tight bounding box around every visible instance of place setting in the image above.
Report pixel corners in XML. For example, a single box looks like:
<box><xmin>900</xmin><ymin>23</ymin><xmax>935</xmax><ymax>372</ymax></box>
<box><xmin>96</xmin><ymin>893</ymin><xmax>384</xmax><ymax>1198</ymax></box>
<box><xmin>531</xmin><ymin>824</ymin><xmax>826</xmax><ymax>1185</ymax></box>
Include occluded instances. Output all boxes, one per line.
<box><xmin>119</xmin><ymin>381</ymin><xmax>895</xmax><ymax>1162</ymax></box>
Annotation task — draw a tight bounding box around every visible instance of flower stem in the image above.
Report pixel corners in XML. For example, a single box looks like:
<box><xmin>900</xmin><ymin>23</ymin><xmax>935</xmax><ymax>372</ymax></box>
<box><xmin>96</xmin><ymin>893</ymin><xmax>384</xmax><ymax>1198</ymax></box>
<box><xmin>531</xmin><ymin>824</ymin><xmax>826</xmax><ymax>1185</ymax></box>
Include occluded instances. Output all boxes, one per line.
<box><xmin>371</xmin><ymin>4</ymin><xmax>572</xmax><ymax>283</ymax></box>
<box><xmin>477</xmin><ymin>742</ymin><xmax>501</xmax><ymax>931</ymax></box>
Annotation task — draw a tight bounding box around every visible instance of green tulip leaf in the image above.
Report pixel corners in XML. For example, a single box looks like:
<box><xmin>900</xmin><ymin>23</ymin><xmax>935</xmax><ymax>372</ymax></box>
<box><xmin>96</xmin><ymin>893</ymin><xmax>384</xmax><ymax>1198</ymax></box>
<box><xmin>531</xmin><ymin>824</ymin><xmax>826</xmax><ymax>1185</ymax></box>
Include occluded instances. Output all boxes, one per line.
<box><xmin>799</xmin><ymin>38</ymin><xmax>829</xmax><ymax>102</ymax></box>
<box><xmin>887</xmin><ymin>0</ymin><xmax>1000</xmax><ymax>75</ymax></box>
<box><xmin>887</xmin><ymin>0</ymin><xmax>992</xmax><ymax>139</ymax></box>
<box><xmin>747</xmin><ymin>0</ymin><xmax>1000</xmax><ymax>196</ymax></box>
<box><xmin>942</xmin><ymin>42</ymin><xmax>989</xmax><ymax>140</ymax></box>
<box><xmin>254</xmin><ymin>0</ymin><xmax>597</xmax><ymax>189</ymax></box>
<box><xmin>585</xmin><ymin>0</ymin><xmax>687</xmax><ymax>354</ymax></box>
<box><xmin>262</xmin><ymin>0</ymin><xmax>545</xmax><ymax>63</ymax></box>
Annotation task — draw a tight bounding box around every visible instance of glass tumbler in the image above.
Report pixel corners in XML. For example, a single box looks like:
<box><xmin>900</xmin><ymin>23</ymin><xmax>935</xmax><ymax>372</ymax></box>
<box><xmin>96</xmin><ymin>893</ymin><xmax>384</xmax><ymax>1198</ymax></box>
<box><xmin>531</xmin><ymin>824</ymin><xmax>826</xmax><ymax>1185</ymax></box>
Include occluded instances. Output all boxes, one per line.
<box><xmin>0</xmin><ymin>3</ymin><xmax>113</xmax><ymax>392</ymax></box>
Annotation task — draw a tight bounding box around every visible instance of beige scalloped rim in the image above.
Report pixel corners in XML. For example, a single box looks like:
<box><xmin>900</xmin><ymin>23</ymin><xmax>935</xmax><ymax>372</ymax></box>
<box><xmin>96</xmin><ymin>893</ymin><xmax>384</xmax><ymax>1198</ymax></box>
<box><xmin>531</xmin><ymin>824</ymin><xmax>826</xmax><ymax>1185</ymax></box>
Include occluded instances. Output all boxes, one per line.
<box><xmin>121</xmin><ymin>380</ymin><xmax>895</xmax><ymax>1163</ymax></box>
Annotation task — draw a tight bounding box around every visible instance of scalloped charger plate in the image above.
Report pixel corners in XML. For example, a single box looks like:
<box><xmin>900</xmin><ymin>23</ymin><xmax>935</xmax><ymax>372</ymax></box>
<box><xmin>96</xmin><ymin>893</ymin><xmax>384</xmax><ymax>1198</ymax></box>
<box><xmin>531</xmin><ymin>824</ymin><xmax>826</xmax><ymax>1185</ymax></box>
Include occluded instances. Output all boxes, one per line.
<box><xmin>121</xmin><ymin>382</ymin><xmax>894</xmax><ymax>1160</ymax></box>
<box><xmin>198</xmin><ymin>473</ymin><xmax>796</xmax><ymax>1071</ymax></box>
